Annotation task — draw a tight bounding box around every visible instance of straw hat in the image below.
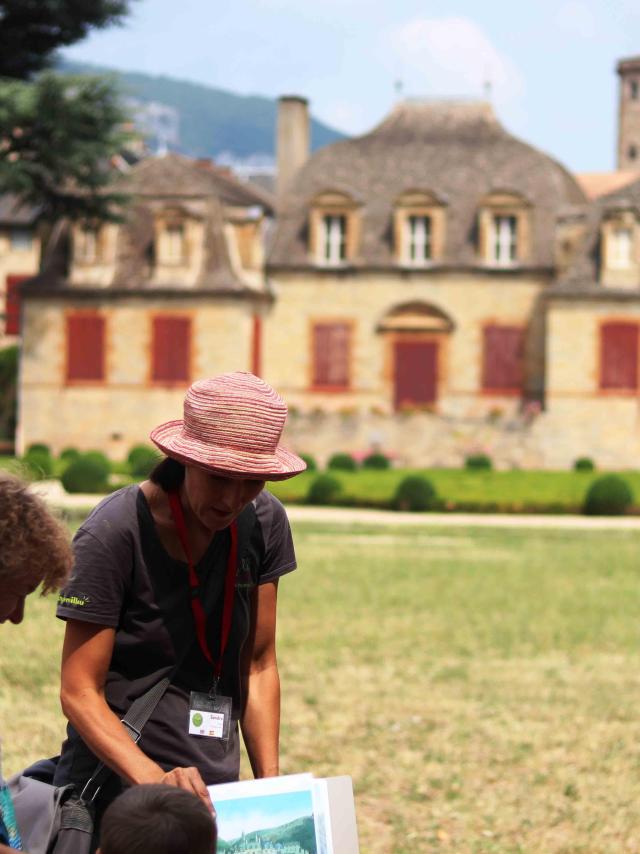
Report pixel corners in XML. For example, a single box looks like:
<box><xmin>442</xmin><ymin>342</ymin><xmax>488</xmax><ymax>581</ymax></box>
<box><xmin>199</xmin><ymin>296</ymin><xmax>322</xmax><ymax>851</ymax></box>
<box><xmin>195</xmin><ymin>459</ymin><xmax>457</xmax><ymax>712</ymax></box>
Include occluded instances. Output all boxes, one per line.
<box><xmin>150</xmin><ymin>372</ymin><xmax>306</xmax><ymax>481</ymax></box>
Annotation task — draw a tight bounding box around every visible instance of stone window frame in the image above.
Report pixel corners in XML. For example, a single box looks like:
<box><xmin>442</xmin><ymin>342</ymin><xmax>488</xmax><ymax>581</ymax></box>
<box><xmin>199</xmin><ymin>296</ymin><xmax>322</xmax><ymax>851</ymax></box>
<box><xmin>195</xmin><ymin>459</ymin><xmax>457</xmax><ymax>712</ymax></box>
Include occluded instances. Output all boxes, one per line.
<box><xmin>600</xmin><ymin>208</ymin><xmax>640</xmax><ymax>276</ymax></box>
<box><xmin>478</xmin><ymin>191</ymin><xmax>532</xmax><ymax>268</ymax></box>
<box><xmin>73</xmin><ymin>221</ymin><xmax>105</xmax><ymax>265</ymax></box>
<box><xmin>393</xmin><ymin>191</ymin><xmax>446</xmax><ymax>267</ymax></box>
<box><xmin>154</xmin><ymin>206</ymin><xmax>192</xmax><ymax>268</ymax></box>
<box><xmin>308</xmin><ymin>191</ymin><xmax>360</xmax><ymax>268</ymax></box>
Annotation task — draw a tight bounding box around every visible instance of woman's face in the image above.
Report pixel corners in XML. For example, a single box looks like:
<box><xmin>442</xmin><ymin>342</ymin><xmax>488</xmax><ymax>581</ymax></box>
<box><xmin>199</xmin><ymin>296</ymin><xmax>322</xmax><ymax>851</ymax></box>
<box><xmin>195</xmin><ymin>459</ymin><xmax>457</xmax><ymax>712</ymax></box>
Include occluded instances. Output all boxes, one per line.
<box><xmin>0</xmin><ymin>576</ymin><xmax>39</xmax><ymax>625</ymax></box>
<box><xmin>182</xmin><ymin>466</ymin><xmax>265</xmax><ymax>531</ymax></box>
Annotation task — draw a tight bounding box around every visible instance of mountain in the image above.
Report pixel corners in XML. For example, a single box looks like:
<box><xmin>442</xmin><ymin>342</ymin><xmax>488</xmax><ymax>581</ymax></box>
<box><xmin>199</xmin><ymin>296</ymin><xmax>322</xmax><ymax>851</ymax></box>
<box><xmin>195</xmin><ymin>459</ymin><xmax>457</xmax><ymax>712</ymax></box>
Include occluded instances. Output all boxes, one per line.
<box><xmin>220</xmin><ymin>816</ymin><xmax>317</xmax><ymax>853</ymax></box>
<box><xmin>59</xmin><ymin>59</ymin><xmax>346</xmax><ymax>161</ymax></box>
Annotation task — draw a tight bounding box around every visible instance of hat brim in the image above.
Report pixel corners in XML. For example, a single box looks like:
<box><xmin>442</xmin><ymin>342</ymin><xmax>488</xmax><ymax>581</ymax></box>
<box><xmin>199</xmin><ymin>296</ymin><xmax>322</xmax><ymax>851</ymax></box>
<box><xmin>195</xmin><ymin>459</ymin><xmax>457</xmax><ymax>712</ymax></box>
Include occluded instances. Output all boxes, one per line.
<box><xmin>150</xmin><ymin>420</ymin><xmax>307</xmax><ymax>482</ymax></box>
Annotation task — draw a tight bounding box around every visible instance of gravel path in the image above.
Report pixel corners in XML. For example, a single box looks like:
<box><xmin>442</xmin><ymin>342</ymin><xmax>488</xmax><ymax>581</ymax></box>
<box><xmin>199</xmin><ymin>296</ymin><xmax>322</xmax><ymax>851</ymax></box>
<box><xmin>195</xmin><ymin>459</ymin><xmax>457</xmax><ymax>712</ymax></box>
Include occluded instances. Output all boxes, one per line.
<box><xmin>32</xmin><ymin>480</ymin><xmax>640</xmax><ymax>530</ymax></box>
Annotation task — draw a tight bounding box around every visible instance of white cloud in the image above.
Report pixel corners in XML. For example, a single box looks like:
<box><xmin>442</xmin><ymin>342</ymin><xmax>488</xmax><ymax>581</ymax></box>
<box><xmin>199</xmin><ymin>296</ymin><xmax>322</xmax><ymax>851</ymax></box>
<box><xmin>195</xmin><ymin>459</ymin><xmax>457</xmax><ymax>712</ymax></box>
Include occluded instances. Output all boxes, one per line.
<box><xmin>554</xmin><ymin>1</ymin><xmax>597</xmax><ymax>39</ymax></box>
<box><xmin>389</xmin><ymin>16</ymin><xmax>524</xmax><ymax>113</ymax></box>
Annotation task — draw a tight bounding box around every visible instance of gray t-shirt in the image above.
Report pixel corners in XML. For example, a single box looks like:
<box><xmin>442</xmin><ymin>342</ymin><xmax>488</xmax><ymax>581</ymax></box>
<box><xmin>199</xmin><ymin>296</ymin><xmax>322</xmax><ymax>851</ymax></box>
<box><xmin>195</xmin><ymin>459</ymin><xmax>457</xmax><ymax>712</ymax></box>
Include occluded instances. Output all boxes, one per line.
<box><xmin>54</xmin><ymin>485</ymin><xmax>296</xmax><ymax>790</ymax></box>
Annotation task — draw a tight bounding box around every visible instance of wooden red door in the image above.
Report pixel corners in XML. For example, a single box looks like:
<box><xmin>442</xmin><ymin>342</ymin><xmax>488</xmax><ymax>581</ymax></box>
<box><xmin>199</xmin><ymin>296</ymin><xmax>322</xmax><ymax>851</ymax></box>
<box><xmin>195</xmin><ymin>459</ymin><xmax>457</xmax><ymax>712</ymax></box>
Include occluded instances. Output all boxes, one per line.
<box><xmin>393</xmin><ymin>340</ymin><xmax>438</xmax><ymax>410</ymax></box>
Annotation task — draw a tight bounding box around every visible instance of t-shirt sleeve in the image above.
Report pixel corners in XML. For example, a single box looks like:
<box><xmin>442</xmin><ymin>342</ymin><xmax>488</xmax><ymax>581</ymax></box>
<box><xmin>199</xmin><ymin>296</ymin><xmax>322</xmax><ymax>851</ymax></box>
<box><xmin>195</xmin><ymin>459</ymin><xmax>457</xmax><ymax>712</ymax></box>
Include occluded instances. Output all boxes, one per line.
<box><xmin>56</xmin><ymin>526</ymin><xmax>130</xmax><ymax>627</ymax></box>
<box><xmin>256</xmin><ymin>492</ymin><xmax>297</xmax><ymax>584</ymax></box>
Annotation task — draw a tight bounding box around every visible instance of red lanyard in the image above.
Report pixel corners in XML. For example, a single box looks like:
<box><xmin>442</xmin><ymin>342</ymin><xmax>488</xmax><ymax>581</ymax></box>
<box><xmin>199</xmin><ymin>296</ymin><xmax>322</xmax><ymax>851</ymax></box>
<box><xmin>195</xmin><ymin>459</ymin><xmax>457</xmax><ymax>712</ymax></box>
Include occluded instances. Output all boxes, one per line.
<box><xmin>168</xmin><ymin>491</ymin><xmax>238</xmax><ymax>687</ymax></box>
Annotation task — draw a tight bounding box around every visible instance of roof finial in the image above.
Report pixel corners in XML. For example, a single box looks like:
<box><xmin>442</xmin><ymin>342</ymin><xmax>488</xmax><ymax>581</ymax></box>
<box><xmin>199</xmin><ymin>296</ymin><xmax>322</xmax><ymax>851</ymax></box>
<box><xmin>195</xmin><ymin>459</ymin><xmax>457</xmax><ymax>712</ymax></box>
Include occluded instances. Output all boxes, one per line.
<box><xmin>483</xmin><ymin>70</ymin><xmax>493</xmax><ymax>102</ymax></box>
<box><xmin>394</xmin><ymin>79</ymin><xmax>404</xmax><ymax>100</ymax></box>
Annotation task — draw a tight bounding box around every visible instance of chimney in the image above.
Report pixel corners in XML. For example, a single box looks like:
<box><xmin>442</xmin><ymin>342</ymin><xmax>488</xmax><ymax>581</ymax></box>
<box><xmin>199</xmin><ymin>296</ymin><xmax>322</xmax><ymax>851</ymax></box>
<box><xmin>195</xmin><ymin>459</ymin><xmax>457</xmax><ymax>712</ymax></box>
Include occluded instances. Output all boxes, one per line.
<box><xmin>616</xmin><ymin>56</ymin><xmax>640</xmax><ymax>170</ymax></box>
<box><xmin>276</xmin><ymin>95</ymin><xmax>310</xmax><ymax>206</ymax></box>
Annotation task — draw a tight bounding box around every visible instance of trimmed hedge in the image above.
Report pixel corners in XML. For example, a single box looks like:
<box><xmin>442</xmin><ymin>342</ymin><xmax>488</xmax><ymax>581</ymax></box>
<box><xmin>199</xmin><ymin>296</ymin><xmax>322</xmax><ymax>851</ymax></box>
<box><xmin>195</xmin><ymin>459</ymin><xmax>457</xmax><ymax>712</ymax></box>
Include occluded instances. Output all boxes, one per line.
<box><xmin>26</xmin><ymin>443</ymin><xmax>51</xmax><ymax>456</ymax></box>
<box><xmin>327</xmin><ymin>452</ymin><xmax>357</xmax><ymax>472</ymax></box>
<box><xmin>393</xmin><ymin>475</ymin><xmax>437</xmax><ymax>512</ymax></box>
<box><xmin>299</xmin><ymin>453</ymin><xmax>317</xmax><ymax>472</ymax></box>
<box><xmin>22</xmin><ymin>448</ymin><xmax>53</xmax><ymax>479</ymax></box>
<box><xmin>583</xmin><ymin>475</ymin><xmax>634</xmax><ymax>516</ymax></box>
<box><xmin>362</xmin><ymin>452</ymin><xmax>391</xmax><ymax>470</ymax></box>
<box><xmin>574</xmin><ymin>457</ymin><xmax>595</xmax><ymax>472</ymax></box>
<box><xmin>127</xmin><ymin>444</ymin><xmax>160</xmax><ymax>478</ymax></box>
<box><xmin>307</xmin><ymin>474</ymin><xmax>343</xmax><ymax>505</ymax></box>
<box><xmin>59</xmin><ymin>447</ymin><xmax>81</xmax><ymax>463</ymax></box>
<box><xmin>62</xmin><ymin>455</ymin><xmax>110</xmax><ymax>494</ymax></box>
<box><xmin>465</xmin><ymin>453</ymin><xmax>493</xmax><ymax>471</ymax></box>
<box><xmin>82</xmin><ymin>450</ymin><xmax>111</xmax><ymax>480</ymax></box>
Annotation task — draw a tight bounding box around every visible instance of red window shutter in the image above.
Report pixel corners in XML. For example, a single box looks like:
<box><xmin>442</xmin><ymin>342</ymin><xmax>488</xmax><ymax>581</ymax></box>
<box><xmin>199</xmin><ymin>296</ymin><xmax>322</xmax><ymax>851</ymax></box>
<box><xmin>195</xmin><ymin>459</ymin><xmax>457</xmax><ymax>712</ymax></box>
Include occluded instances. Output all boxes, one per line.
<box><xmin>394</xmin><ymin>341</ymin><xmax>438</xmax><ymax>409</ymax></box>
<box><xmin>66</xmin><ymin>314</ymin><xmax>105</xmax><ymax>381</ymax></box>
<box><xmin>600</xmin><ymin>322</ymin><xmax>638</xmax><ymax>390</ymax></box>
<box><xmin>482</xmin><ymin>326</ymin><xmax>525</xmax><ymax>392</ymax></box>
<box><xmin>152</xmin><ymin>316</ymin><xmax>191</xmax><ymax>383</ymax></box>
<box><xmin>5</xmin><ymin>275</ymin><xmax>29</xmax><ymax>335</ymax></box>
<box><xmin>312</xmin><ymin>323</ymin><xmax>350</xmax><ymax>387</ymax></box>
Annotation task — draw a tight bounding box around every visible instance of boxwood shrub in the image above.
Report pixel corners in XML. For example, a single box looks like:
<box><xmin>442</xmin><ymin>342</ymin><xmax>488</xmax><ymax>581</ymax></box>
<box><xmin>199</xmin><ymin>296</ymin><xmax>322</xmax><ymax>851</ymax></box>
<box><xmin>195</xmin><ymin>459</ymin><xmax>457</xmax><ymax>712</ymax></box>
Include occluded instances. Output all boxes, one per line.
<box><xmin>127</xmin><ymin>444</ymin><xmax>161</xmax><ymax>478</ymax></box>
<box><xmin>574</xmin><ymin>457</ymin><xmax>595</xmax><ymax>472</ymax></box>
<box><xmin>299</xmin><ymin>453</ymin><xmax>317</xmax><ymax>472</ymax></box>
<box><xmin>307</xmin><ymin>474</ymin><xmax>343</xmax><ymax>505</ymax></box>
<box><xmin>62</xmin><ymin>455</ymin><xmax>110</xmax><ymax>494</ymax></box>
<box><xmin>22</xmin><ymin>448</ymin><xmax>53</xmax><ymax>479</ymax></box>
<box><xmin>362</xmin><ymin>452</ymin><xmax>391</xmax><ymax>470</ymax></box>
<box><xmin>393</xmin><ymin>475</ymin><xmax>437</xmax><ymax>512</ymax></box>
<box><xmin>583</xmin><ymin>475</ymin><xmax>634</xmax><ymax>516</ymax></box>
<box><xmin>327</xmin><ymin>452</ymin><xmax>357</xmax><ymax>472</ymax></box>
<box><xmin>465</xmin><ymin>453</ymin><xmax>493</xmax><ymax>470</ymax></box>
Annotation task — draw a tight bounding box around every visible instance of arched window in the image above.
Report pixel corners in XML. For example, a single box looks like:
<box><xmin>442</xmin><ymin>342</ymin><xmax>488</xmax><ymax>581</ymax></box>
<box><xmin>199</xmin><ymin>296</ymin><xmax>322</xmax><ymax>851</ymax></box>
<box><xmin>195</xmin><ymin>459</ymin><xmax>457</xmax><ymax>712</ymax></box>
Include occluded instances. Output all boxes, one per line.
<box><xmin>308</xmin><ymin>191</ymin><xmax>360</xmax><ymax>267</ymax></box>
<box><xmin>393</xmin><ymin>191</ymin><xmax>446</xmax><ymax>267</ymax></box>
<box><xmin>478</xmin><ymin>191</ymin><xmax>531</xmax><ymax>267</ymax></box>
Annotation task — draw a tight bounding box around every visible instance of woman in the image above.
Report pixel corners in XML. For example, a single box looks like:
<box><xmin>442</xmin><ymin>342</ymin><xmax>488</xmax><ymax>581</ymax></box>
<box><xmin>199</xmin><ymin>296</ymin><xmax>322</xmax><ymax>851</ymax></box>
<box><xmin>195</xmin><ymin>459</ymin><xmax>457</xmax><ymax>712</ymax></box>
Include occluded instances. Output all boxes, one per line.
<box><xmin>53</xmin><ymin>372</ymin><xmax>306</xmax><ymax>842</ymax></box>
<box><xmin>0</xmin><ymin>472</ymin><xmax>73</xmax><ymax>851</ymax></box>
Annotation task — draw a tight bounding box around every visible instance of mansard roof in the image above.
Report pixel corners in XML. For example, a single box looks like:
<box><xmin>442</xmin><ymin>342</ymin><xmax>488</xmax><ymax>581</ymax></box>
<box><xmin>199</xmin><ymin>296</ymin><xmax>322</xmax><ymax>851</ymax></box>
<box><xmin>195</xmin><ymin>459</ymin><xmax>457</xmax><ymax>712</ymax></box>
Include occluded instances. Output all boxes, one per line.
<box><xmin>269</xmin><ymin>99</ymin><xmax>585</xmax><ymax>270</ymax></box>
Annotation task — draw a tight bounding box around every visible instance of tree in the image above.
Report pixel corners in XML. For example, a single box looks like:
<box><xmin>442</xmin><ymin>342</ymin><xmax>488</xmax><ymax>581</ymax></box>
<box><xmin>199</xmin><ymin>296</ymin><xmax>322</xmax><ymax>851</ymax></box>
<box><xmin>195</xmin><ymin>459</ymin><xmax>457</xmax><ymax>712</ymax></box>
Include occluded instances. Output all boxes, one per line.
<box><xmin>0</xmin><ymin>1</ymin><xmax>132</xmax><ymax>79</ymax></box>
<box><xmin>0</xmin><ymin>73</ymin><xmax>130</xmax><ymax>221</ymax></box>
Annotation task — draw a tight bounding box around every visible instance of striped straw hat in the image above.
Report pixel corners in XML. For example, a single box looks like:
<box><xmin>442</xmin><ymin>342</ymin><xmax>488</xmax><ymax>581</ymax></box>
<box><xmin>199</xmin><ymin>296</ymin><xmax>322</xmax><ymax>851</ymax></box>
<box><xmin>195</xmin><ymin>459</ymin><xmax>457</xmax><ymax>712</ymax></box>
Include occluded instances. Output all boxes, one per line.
<box><xmin>150</xmin><ymin>372</ymin><xmax>306</xmax><ymax>481</ymax></box>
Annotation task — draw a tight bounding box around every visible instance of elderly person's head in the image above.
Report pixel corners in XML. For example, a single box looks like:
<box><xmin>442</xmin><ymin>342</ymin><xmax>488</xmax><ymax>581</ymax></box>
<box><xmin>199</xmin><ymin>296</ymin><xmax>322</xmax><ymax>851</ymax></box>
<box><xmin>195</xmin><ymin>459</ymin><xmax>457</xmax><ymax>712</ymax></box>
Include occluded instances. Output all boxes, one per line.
<box><xmin>148</xmin><ymin>372</ymin><xmax>306</xmax><ymax>531</ymax></box>
<box><xmin>0</xmin><ymin>472</ymin><xmax>73</xmax><ymax>624</ymax></box>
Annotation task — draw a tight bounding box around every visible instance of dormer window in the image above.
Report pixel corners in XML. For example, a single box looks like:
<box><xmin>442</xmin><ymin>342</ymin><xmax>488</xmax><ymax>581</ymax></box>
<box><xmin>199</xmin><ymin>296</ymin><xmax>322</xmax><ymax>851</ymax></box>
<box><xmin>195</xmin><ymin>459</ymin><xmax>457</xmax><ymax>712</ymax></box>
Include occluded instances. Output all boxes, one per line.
<box><xmin>394</xmin><ymin>191</ymin><xmax>445</xmax><ymax>267</ymax></box>
<box><xmin>321</xmin><ymin>214</ymin><xmax>346</xmax><ymax>265</ymax></box>
<box><xmin>491</xmin><ymin>215</ymin><xmax>518</xmax><ymax>266</ymax></box>
<box><xmin>74</xmin><ymin>224</ymin><xmax>101</xmax><ymax>264</ymax></box>
<box><xmin>479</xmin><ymin>192</ymin><xmax>531</xmax><ymax>267</ymax></box>
<box><xmin>163</xmin><ymin>223</ymin><xmax>185</xmax><ymax>265</ymax></box>
<box><xmin>600</xmin><ymin>210</ymin><xmax>638</xmax><ymax>287</ymax></box>
<box><xmin>154</xmin><ymin>208</ymin><xmax>190</xmax><ymax>268</ymax></box>
<box><xmin>309</xmin><ymin>191</ymin><xmax>359</xmax><ymax>267</ymax></box>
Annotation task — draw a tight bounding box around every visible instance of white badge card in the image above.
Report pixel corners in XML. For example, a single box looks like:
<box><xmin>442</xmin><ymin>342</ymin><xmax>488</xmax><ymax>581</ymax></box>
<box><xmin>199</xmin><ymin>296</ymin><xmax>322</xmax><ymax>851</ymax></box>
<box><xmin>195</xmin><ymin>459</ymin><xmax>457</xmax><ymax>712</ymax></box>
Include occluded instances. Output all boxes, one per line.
<box><xmin>188</xmin><ymin>691</ymin><xmax>232</xmax><ymax>740</ymax></box>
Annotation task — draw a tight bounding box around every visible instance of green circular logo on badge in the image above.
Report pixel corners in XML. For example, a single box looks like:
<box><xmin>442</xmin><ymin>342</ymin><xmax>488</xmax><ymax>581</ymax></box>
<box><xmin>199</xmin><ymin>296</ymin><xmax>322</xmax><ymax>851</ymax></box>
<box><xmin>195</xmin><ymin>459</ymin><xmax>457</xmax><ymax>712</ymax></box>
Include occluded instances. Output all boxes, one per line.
<box><xmin>192</xmin><ymin>712</ymin><xmax>203</xmax><ymax>727</ymax></box>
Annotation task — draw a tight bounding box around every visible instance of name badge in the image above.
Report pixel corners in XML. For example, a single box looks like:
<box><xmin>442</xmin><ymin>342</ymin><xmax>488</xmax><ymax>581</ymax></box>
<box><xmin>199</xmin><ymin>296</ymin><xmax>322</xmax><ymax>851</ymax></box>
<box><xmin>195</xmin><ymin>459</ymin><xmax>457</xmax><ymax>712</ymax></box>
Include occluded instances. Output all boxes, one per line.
<box><xmin>188</xmin><ymin>691</ymin><xmax>232</xmax><ymax>741</ymax></box>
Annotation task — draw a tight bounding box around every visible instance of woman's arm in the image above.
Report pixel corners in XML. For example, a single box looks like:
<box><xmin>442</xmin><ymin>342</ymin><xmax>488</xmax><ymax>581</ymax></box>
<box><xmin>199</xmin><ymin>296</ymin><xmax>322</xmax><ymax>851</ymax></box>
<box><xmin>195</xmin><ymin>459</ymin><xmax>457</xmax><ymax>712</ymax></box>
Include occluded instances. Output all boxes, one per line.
<box><xmin>60</xmin><ymin>619</ymin><xmax>212</xmax><ymax>809</ymax></box>
<box><xmin>239</xmin><ymin>580</ymin><xmax>280</xmax><ymax>778</ymax></box>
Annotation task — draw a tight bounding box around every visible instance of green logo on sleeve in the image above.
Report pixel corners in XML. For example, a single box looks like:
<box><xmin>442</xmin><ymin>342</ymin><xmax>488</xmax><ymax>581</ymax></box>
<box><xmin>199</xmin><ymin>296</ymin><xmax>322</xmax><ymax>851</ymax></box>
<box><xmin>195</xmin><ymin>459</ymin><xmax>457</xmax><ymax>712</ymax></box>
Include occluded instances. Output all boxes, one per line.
<box><xmin>192</xmin><ymin>712</ymin><xmax>203</xmax><ymax>727</ymax></box>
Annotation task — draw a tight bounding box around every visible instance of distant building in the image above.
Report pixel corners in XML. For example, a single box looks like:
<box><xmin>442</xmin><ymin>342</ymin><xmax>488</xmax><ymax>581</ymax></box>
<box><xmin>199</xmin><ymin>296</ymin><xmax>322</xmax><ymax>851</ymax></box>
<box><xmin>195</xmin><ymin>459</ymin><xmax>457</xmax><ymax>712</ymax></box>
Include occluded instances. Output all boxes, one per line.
<box><xmin>19</xmin><ymin>154</ymin><xmax>273</xmax><ymax>458</ymax></box>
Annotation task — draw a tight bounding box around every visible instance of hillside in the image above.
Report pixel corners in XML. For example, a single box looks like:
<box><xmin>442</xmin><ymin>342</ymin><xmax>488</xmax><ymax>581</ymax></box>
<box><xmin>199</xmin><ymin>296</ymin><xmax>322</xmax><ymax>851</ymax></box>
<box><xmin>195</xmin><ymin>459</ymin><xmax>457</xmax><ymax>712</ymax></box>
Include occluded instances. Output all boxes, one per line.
<box><xmin>59</xmin><ymin>59</ymin><xmax>346</xmax><ymax>160</ymax></box>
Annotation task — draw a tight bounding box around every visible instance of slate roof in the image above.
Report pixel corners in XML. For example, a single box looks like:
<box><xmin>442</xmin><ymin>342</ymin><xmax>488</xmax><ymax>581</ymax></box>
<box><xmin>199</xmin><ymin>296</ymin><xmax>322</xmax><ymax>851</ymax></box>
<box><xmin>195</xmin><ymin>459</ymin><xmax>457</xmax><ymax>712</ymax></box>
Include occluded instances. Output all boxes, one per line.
<box><xmin>268</xmin><ymin>99</ymin><xmax>586</xmax><ymax>270</ymax></box>
<box><xmin>28</xmin><ymin>154</ymin><xmax>272</xmax><ymax>299</ymax></box>
<box><xmin>550</xmin><ymin>173</ymin><xmax>640</xmax><ymax>298</ymax></box>
<box><xmin>0</xmin><ymin>194</ymin><xmax>41</xmax><ymax>225</ymax></box>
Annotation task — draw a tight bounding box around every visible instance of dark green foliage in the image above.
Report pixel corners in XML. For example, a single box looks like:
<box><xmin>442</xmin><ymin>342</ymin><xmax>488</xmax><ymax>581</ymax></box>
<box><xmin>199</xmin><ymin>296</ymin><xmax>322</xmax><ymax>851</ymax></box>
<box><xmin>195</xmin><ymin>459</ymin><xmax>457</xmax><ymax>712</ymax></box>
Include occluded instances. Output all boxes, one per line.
<box><xmin>82</xmin><ymin>450</ymin><xmax>111</xmax><ymax>479</ymax></box>
<box><xmin>22</xmin><ymin>447</ymin><xmax>53</xmax><ymax>479</ymax></box>
<box><xmin>362</xmin><ymin>452</ymin><xmax>391</xmax><ymax>470</ymax></box>
<box><xmin>127</xmin><ymin>444</ymin><xmax>160</xmax><ymax>478</ymax></box>
<box><xmin>393</xmin><ymin>476</ymin><xmax>437</xmax><ymax>512</ymax></box>
<box><xmin>327</xmin><ymin>452</ymin><xmax>357</xmax><ymax>472</ymax></box>
<box><xmin>62</xmin><ymin>455</ymin><xmax>109</xmax><ymax>493</ymax></box>
<box><xmin>59</xmin><ymin>447</ymin><xmax>80</xmax><ymax>462</ymax></box>
<box><xmin>0</xmin><ymin>73</ymin><xmax>131</xmax><ymax>222</ymax></box>
<box><xmin>299</xmin><ymin>453</ymin><xmax>317</xmax><ymax>472</ymax></box>
<box><xmin>574</xmin><ymin>457</ymin><xmax>595</xmax><ymax>472</ymax></box>
<box><xmin>60</xmin><ymin>59</ymin><xmax>346</xmax><ymax>160</ymax></box>
<box><xmin>465</xmin><ymin>453</ymin><xmax>493</xmax><ymax>471</ymax></box>
<box><xmin>0</xmin><ymin>0</ymin><xmax>131</xmax><ymax>79</ymax></box>
<box><xmin>307</xmin><ymin>474</ymin><xmax>343</xmax><ymax>505</ymax></box>
<box><xmin>0</xmin><ymin>345</ymin><xmax>18</xmax><ymax>440</ymax></box>
<box><xmin>26</xmin><ymin>442</ymin><xmax>50</xmax><ymax>455</ymax></box>
<box><xmin>583</xmin><ymin>475</ymin><xmax>634</xmax><ymax>516</ymax></box>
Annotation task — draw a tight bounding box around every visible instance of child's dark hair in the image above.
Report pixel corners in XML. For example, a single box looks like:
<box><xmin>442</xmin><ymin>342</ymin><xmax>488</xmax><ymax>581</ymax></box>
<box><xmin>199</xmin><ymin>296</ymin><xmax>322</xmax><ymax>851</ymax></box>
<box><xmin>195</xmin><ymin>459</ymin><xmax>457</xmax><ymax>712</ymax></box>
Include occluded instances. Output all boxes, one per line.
<box><xmin>99</xmin><ymin>784</ymin><xmax>216</xmax><ymax>854</ymax></box>
<box><xmin>149</xmin><ymin>456</ymin><xmax>186</xmax><ymax>491</ymax></box>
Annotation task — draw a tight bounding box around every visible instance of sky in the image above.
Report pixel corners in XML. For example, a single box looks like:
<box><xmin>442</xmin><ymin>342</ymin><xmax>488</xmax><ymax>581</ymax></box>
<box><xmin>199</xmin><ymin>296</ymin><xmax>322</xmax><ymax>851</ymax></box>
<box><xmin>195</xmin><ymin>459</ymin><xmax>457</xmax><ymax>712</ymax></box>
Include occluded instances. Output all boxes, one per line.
<box><xmin>214</xmin><ymin>789</ymin><xmax>313</xmax><ymax>842</ymax></box>
<box><xmin>63</xmin><ymin>0</ymin><xmax>640</xmax><ymax>172</ymax></box>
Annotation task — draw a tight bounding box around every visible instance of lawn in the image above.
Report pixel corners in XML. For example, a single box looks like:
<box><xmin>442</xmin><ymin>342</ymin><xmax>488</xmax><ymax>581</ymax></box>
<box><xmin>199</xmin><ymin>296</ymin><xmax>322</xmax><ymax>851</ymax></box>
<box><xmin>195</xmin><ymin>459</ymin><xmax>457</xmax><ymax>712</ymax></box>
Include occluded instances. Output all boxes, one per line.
<box><xmin>2</xmin><ymin>521</ymin><xmax>640</xmax><ymax>852</ymax></box>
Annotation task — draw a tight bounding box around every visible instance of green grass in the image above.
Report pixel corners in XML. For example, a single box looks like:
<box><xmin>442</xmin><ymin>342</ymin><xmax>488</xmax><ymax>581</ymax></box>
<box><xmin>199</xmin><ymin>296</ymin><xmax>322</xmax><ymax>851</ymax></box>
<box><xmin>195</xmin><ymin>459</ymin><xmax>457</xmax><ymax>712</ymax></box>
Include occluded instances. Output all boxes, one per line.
<box><xmin>2</xmin><ymin>521</ymin><xmax>640</xmax><ymax>851</ymax></box>
<box><xmin>270</xmin><ymin>468</ymin><xmax>640</xmax><ymax>511</ymax></box>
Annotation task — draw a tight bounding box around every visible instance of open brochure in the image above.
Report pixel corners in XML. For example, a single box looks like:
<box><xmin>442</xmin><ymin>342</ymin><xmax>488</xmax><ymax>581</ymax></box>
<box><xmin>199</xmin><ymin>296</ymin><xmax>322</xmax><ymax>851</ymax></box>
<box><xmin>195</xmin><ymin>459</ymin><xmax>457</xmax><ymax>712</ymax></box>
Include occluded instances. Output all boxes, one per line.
<box><xmin>208</xmin><ymin>773</ymin><xmax>359</xmax><ymax>854</ymax></box>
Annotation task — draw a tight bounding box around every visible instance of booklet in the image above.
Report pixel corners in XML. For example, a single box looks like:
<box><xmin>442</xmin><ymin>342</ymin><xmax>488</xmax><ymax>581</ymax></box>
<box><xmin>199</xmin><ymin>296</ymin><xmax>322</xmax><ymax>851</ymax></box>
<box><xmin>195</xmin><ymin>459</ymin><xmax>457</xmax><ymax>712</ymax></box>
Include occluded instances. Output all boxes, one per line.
<box><xmin>208</xmin><ymin>773</ymin><xmax>359</xmax><ymax>854</ymax></box>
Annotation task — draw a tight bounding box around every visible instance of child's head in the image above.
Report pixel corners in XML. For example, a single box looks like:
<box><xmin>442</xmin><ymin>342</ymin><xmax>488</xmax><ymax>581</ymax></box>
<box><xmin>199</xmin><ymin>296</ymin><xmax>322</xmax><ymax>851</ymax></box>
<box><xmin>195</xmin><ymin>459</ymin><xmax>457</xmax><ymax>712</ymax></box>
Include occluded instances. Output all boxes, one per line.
<box><xmin>97</xmin><ymin>784</ymin><xmax>217</xmax><ymax>854</ymax></box>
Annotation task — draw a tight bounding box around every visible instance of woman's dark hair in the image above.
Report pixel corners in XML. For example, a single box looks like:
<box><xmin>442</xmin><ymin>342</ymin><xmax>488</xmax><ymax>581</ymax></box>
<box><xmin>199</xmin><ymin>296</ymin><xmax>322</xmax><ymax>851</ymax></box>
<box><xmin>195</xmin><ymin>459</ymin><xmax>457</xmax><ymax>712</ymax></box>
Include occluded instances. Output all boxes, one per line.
<box><xmin>99</xmin><ymin>784</ymin><xmax>216</xmax><ymax>854</ymax></box>
<box><xmin>149</xmin><ymin>457</ymin><xmax>185</xmax><ymax>492</ymax></box>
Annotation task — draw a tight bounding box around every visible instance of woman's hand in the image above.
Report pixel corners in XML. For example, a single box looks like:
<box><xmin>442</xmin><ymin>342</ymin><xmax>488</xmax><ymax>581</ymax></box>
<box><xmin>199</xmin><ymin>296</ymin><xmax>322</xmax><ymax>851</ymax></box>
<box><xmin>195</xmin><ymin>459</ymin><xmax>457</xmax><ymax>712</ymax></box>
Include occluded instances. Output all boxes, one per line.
<box><xmin>160</xmin><ymin>766</ymin><xmax>215</xmax><ymax>815</ymax></box>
